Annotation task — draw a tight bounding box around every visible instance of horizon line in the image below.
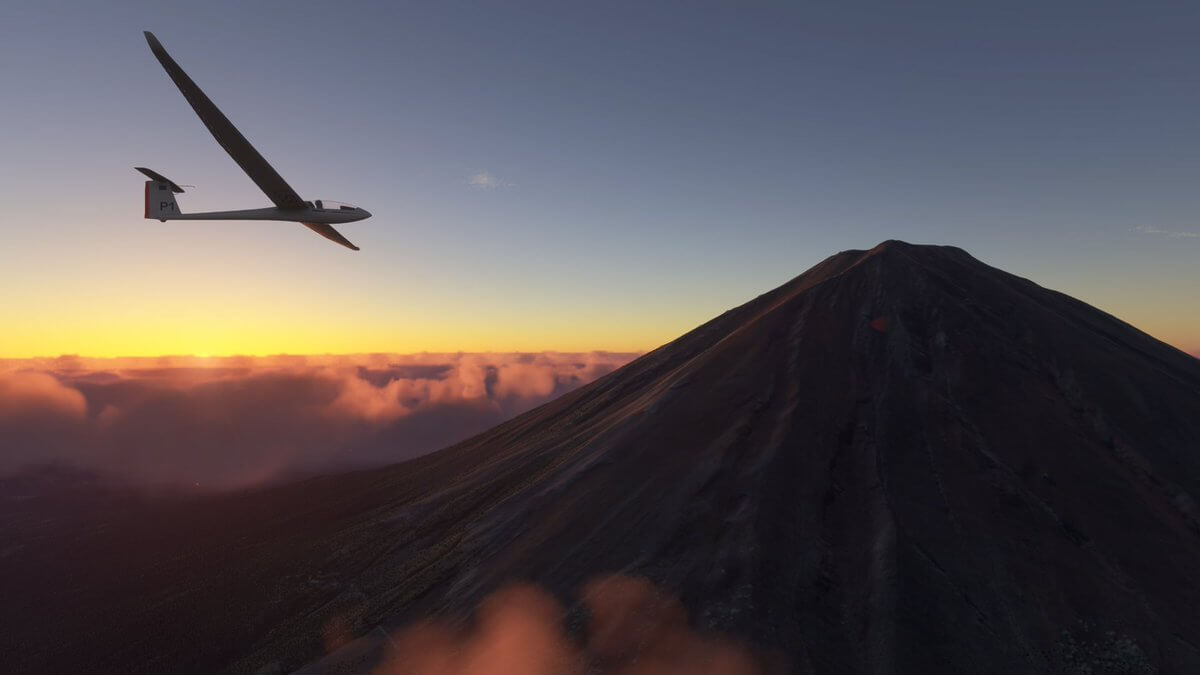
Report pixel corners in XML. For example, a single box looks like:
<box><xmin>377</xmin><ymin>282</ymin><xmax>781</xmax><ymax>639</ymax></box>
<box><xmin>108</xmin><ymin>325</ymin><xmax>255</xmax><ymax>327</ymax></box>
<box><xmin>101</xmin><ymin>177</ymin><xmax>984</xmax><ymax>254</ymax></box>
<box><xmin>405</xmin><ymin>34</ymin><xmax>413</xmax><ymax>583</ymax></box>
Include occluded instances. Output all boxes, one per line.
<box><xmin>0</xmin><ymin>348</ymin><xmax>649</xmax><ymax>362</ymax></box>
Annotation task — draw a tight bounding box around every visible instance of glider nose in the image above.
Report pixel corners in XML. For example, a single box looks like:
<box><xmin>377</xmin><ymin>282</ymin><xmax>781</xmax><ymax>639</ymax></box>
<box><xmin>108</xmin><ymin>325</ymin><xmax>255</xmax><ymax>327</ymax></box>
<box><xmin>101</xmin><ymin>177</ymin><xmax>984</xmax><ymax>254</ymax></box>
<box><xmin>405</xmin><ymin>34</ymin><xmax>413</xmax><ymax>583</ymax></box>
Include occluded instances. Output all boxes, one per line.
<box><xmin>360</xmin><ymin>208</ymin><xmax>372</xmax><ymax>219</ymax></box>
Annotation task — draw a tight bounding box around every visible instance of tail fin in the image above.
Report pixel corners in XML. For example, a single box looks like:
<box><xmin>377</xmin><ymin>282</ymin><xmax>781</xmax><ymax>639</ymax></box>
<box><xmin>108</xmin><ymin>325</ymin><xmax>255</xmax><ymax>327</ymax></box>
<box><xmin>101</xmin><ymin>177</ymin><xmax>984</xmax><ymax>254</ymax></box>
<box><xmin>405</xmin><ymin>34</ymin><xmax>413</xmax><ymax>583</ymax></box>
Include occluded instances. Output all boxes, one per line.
<box><xmin>144</xmin><ymin>180</ymin><xmax>182</xmax><ymax>220</ymax></box>
<box><xmin>136</xmin><ymin>167</ymin><xmax>185</xmax><ymax>221</ymax></box>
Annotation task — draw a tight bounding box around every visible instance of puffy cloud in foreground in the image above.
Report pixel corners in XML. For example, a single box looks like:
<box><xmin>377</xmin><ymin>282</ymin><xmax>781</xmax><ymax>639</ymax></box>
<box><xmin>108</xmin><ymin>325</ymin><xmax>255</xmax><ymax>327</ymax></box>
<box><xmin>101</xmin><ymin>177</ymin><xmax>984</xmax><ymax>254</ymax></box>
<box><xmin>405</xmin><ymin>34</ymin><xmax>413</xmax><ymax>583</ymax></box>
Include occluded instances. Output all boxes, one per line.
<box><xmin>370</xmin><ymin>575</ymin><xmax>771</xmax><ymax>675</ymax></box>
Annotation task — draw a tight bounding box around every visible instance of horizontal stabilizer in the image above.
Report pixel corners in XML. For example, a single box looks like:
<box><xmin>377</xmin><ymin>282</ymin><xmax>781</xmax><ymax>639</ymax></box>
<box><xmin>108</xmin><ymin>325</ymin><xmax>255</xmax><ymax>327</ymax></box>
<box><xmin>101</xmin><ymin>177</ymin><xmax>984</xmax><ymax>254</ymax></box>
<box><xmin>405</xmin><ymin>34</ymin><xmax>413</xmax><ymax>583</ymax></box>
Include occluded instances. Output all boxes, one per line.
<box><xmin>135</xmin><ymin>167</ymin><xmax>185</xmax><ymax>193</ymax></box>
<box><xmin>302</xmin><ymin>222</ymin><xmax>359</xmax><ymax>251</ymax></box>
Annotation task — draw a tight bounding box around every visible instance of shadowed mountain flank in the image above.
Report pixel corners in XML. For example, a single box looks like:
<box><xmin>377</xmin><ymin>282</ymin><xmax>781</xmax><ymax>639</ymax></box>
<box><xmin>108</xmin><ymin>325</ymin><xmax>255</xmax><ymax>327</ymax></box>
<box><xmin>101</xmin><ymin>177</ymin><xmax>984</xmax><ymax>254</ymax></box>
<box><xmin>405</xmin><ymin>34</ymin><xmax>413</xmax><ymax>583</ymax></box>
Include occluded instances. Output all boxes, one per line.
<box><xmin>4</xmin><ymin>241</ymin><xmax>1199</xmax><ymax>674</ymax></box>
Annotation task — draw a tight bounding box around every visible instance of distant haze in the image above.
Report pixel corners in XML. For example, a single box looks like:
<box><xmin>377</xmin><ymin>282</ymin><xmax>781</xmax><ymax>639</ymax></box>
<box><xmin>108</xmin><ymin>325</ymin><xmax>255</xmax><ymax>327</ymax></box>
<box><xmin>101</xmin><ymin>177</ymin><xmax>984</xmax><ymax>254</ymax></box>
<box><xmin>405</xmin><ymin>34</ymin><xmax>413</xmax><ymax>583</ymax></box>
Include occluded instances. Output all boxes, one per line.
<box><xmin>0</xmin><ymin>352</ymin><xmax>635</xmax><ymax>489</ymax></box>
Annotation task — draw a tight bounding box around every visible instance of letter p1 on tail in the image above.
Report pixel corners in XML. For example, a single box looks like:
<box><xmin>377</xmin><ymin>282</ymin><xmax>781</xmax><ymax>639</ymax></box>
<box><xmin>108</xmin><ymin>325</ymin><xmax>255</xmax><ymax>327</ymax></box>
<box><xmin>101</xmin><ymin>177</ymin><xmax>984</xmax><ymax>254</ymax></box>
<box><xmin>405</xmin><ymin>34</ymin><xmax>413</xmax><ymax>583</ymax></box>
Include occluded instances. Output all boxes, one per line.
<box><xmin>144</xmin><ymin>181</ymin><xmax>181</xmax><ymax>221</ymax></box>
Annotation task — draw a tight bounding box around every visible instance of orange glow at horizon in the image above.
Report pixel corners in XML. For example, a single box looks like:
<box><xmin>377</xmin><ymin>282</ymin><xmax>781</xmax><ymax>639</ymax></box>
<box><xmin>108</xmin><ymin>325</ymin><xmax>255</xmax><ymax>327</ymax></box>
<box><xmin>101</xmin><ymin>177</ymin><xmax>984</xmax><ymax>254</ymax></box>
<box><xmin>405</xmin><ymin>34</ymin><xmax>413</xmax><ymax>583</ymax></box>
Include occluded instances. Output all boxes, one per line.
<box><xmin>0</xmin><ymin>307</ymin><xmax>678</xmax><ymax>359</ymax></box>
<box><xmin>3</xmin><ymin>300</ymin><xmax>1197</xmax><ymax>360</ymax></box>
<box><xmin>3</xmin><ymin>248</ymin><xmax>1198</xmax><ymax>359</ymax></box>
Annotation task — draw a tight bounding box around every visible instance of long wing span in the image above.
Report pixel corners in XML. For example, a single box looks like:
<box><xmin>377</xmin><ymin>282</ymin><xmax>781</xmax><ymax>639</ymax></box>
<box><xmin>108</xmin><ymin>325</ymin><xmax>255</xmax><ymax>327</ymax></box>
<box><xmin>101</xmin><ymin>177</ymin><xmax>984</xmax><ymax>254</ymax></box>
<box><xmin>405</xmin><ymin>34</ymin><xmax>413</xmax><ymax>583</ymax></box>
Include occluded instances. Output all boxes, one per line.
<box><xmin>302</xmin><ymin>223</ymin><xmax>360</xmax><ymax>251</ymax></box>
<box><xmin>144</xmin><ymin>31</ymin><xmax>307</xmax><ymax>210</ymax></box>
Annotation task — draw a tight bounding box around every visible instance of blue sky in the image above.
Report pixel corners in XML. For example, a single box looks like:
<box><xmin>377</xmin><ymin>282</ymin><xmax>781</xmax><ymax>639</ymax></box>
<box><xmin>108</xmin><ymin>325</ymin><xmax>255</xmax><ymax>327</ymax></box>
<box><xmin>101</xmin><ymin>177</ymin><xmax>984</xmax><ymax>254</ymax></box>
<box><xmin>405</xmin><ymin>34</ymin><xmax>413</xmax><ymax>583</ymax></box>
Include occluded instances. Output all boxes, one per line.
<box><xmin>1</xmin><ymin>1</ymin><xmax>1198</xmax><ymax>356</ymax></box>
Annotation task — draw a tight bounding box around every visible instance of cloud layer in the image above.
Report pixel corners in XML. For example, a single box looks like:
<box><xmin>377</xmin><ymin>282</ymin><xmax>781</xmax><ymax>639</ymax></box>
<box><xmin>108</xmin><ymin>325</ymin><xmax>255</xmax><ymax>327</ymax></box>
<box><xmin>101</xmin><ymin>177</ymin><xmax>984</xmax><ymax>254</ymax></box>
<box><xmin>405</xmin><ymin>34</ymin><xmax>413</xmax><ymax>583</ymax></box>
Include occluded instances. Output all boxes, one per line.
<box><xmin>0</xmin><ymin>353</ymin><xmax>635</xmax><ymax>489</ymax></box>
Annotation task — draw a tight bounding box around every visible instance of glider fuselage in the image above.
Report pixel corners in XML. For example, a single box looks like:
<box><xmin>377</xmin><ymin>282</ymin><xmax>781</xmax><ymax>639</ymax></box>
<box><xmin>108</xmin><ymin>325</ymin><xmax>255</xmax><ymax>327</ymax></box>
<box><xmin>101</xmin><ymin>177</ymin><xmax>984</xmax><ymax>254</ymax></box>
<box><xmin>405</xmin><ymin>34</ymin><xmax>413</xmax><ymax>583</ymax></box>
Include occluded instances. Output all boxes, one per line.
<box><xmin>153</xmin><ymin>205</ymin><xmax>371</xmax><ymax>224</ymax></box>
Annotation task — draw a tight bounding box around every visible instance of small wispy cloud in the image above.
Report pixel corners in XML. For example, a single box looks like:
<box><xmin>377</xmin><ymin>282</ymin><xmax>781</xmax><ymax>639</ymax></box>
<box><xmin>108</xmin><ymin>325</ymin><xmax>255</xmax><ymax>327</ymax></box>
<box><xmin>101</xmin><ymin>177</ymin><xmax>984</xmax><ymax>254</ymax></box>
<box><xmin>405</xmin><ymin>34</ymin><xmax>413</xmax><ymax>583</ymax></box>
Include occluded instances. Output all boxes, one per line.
<box><xmin>1132</xmin><ymin>225</ymin><xmax>1200</xmax><ymax>239</ymax></box>
<box><xmin>468</xmin><ymin>170</ymin><xmax>513</xmax><ymax>189</ymax></box>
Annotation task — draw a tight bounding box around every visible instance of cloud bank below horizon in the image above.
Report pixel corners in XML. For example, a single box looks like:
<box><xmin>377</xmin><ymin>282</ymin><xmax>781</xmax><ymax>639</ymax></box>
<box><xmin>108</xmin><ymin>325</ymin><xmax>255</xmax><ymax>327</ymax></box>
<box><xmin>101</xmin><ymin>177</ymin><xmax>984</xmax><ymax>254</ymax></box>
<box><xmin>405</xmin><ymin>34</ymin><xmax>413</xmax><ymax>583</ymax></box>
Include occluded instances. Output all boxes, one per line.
<box><xmin>0</xmin><ymin>352</ymin><xmax>636</xmax><ymax>489</ymax></box>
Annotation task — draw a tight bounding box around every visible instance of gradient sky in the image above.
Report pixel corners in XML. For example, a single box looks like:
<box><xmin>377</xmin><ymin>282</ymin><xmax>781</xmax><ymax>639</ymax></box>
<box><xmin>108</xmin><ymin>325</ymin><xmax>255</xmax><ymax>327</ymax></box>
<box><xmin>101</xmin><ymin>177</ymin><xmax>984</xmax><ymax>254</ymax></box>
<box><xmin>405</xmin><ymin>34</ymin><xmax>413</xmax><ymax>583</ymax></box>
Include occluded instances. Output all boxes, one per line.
<box><xmin>2</xmin><ymin>0</ymin><xmax>1198</xmax><ymax>358</ymax></box>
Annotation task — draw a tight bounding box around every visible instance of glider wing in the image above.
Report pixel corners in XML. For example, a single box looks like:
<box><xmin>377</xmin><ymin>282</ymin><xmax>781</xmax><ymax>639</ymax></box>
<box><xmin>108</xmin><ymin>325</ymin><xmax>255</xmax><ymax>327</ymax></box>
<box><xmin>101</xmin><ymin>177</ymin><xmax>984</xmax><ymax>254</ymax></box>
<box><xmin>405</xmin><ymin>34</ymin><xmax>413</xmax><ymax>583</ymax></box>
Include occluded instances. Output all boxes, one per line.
<box><xmin>144</xmin><ymin>31</ymin><xmax>307</xmax><ymax>210</ymax></box>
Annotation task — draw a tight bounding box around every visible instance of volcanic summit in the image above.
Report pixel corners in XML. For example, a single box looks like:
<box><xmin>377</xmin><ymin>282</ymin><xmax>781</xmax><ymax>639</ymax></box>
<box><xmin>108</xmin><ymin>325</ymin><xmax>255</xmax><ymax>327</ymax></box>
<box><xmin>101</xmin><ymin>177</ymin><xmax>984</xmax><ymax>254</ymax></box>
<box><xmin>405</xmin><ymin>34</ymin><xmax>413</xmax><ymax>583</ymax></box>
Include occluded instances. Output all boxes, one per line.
<box><xmin>5</xmin><ymin>241</ymin><xmax>1200</xmax><ymax>674</ymax></box>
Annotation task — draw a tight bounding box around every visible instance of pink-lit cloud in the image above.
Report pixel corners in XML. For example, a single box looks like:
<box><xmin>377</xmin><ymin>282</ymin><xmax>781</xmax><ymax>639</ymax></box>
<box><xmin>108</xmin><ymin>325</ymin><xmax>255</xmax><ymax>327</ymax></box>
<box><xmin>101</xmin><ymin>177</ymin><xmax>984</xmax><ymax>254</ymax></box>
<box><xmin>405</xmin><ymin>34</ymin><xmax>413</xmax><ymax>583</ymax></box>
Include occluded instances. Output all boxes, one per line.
<box><xmin>0</xmin><ymin>352</ymin><xmax>636</xmax><ymax>489</ymax></box>
<box><xmin>370</xmin><ymin>575</ymin><xmax>769</xmax><ymax>675</ymax></box>
<box><xmin>0</xmin><ymin>371</ymin><xmax>87</xmax><ymax>422</ymax></box>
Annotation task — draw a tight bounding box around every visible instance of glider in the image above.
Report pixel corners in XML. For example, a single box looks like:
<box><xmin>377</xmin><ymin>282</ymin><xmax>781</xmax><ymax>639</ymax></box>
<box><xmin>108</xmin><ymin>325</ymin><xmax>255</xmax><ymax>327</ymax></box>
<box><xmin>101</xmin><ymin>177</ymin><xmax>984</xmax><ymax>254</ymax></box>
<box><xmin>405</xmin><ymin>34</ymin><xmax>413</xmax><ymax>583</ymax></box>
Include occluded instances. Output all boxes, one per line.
<box><xmin>138</xmin><ymin>31</ymin><xmax>370</xmax><ymax>250</ymax></box>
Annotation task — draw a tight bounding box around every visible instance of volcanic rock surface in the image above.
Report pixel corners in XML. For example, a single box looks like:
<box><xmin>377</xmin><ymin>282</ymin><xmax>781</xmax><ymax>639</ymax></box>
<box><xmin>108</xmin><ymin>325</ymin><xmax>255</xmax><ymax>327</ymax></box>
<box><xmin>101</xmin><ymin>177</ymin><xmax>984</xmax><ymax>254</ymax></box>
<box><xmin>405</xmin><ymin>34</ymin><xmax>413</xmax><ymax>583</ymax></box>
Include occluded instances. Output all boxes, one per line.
<box><xmin>4</xmin><ymin>241</ymin><xmax>1200</xmax><ymax>673</ymax></box>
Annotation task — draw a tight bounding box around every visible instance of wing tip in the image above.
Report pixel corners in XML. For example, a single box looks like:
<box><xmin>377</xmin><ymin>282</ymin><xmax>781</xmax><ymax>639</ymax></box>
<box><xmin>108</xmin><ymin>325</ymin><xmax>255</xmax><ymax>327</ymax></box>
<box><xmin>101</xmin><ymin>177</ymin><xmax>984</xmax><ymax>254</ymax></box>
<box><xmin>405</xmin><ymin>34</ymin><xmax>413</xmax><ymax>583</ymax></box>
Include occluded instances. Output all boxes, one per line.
<box><xmin>302</xmin><ymin>222</ymin><xmax>361</xmax><ymax>251</ymax></box>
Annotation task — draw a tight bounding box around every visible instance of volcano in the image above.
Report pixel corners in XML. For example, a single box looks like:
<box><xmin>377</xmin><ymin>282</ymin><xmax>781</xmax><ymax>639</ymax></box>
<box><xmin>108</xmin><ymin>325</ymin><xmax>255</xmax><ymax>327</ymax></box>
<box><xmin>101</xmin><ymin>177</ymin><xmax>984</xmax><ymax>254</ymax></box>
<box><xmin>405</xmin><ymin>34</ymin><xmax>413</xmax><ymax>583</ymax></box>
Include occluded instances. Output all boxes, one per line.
<box><xmin>4</xmin><ymin>241</ymin><xmax>1200</xmax><ymax>674</ymax></box>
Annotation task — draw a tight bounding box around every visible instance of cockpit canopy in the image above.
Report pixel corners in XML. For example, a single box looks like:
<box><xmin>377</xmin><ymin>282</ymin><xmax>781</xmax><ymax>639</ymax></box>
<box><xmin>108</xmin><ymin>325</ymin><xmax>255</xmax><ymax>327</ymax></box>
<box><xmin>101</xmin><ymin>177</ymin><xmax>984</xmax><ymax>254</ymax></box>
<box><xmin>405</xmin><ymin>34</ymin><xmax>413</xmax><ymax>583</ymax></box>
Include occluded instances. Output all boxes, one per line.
<box><xmin>309</xmin><ymin>199</ymin><xmax>359</xmax><ymax>211</ymax></box>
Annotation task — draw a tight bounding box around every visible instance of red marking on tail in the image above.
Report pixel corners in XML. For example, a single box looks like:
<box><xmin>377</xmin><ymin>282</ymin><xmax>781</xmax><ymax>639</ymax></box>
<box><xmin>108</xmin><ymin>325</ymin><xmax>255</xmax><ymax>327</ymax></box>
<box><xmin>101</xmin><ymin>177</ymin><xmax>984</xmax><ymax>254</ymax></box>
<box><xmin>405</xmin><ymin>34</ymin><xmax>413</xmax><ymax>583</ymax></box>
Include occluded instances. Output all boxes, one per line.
<box><xmin>869</xmin><ymin>316</ymin><xmax>890</xmax><ymax>333</ymax></box>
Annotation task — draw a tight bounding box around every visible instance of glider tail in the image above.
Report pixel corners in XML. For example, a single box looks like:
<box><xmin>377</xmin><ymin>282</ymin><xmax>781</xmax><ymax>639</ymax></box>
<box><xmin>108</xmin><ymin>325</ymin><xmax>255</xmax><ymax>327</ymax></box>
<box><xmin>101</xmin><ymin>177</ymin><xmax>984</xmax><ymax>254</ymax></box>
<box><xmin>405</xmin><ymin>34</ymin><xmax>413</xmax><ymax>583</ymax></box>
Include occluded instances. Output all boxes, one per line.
<box><xmin>137</xmin><ymin>168</ymin><xmax>186</xmax><ymax>221</ymax></box>
<box><xmin>144</xmin><ymin>180</ymin><xmax>182</xmax><ymax>220</ymax></box>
